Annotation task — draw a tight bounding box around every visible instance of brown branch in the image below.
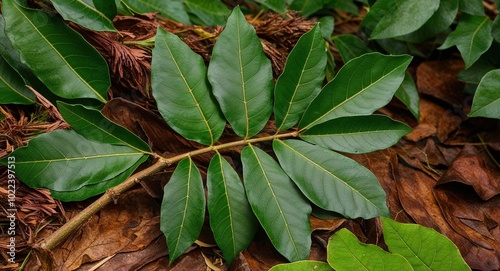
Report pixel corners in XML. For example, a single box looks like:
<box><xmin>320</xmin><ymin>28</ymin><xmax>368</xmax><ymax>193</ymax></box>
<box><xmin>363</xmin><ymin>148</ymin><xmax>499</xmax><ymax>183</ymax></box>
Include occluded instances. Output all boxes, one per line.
<box><xmin>36</xmin><ymin>131</ymin><xmax>300</xmax><ymax>255</ymax></box>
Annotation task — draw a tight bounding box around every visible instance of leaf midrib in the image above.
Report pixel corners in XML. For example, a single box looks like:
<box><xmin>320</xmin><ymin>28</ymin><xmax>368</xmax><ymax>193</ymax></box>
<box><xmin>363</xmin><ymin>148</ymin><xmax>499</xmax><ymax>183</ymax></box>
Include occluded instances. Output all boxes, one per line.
<box><xmin>16</xmin><ymin>152</ymin><xmax>143</xmax><ymax>164</ymax></box>
<box><xmin>248</xmin><ymin>145</ymin><xmax>301</xmax><ymax>259</ymax></box>
<box><xmin>303</xmin><ymin>58</ymin><xmax>408</xmax><ymax>130</ymax></box>
<box><xmin>278</xmin><ymin>140</ymin><xmax>382</xmax><ymax>212</ymax></box>
<box><xmin>163</xmin><ymin>36</ymin><xmax>215</xmax><ymax>145</ymax></box>
<box><xmin>11</xmin><ymin>2</ymin><xmax>106</xmax><ymax>102</ymax></box>
<box><xmin>277</xmin><ymin>28</ymin><xmax>318</xmax><ymax>131</ymax></box>
<box><xmin>0</xmin><ymin>75</ymin><xmax>34</xmax><ymax>103</ymax></box>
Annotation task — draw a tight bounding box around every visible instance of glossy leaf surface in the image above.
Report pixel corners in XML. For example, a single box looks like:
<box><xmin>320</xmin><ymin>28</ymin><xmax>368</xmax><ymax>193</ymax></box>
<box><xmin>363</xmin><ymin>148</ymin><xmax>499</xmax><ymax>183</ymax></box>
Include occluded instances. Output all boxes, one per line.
<box><xmin>274</xmin><ymin>24</ymin><xmax>327</xmax><ymax>131</ymax></box>
<box><xmin>299</xmin><ymin>53</ymin><xmax>412</xmax><ymax>129</ymax></box>
<box><xmin>469</xmin><ymin>69</ymin><xmax>500</xmax><ymax>118</ymax></box>
<box><xmin>2</xmin><ymin>0</ymin><xmax>110</xmax><ymax>102</ymax></box>
<box><xmin>207</xmin><ymin>154</ymin><xmax>257</xmax><ymax>265</ymax></box>
<box><xmin>382</xmin><ymin>217</ymin><xmax>471</xmax><ymax>271</ymax></box>
<box><xmin>122</xmin><ymin>0</ymin><xmax>190</xmax><ymax>24</ymax></box>
<box><xmin>161</xmin><ymin>158</ymin><xmax>205</xmax><ymax>264</ymax></box>
<box><xmin>369</xmin><ymin>0</ymin><xmax>439</xmax><ymax>39</ymax></box>
<box><xmin>273</xmin><ymin>139</ymin><xmax>389</xmax><ymax>219</ymax></box>
<box><xmin>439</xmin><ymin>14</ymin><xmax>493</xmax><ymax>68</ymax></box>
<box><xmin>51</xmin><ymin>0</ymin><xmax>117</xmax><ymax>32</ymax></box>
<box><xmin>327</xmin><ymin>228</ymin><xmax>413</xmax><ymax>271</ymax></box>
<box><xmin>50</xmin><ymin>155</ymin><xmax>147</xmax><ymax>201</ymax></box>
<box><xmin>152</xmin><ymin>27</ymin><xmax>225</xmax><ymax>145</ymax></box>
<box><xmin>208</xmin><ymin>6</ymin><xmax>274</xmax><ymax>138</ymax></box>
<box><xmin>396</xmin><ymin>0</ymin><xmax>459</xmax><ymax>43</ymax></box>
<box><xmin>0</xmin><ymin>129</ymin><xmax>146</xmax><ymax>192</ymax></box>
<box><xmin>242</xmin><ymin>145</ymin><xmax>312</xmax><ymax>262</ymax></box>
<box><xmin>269</xmin><ymin>261</ymin><xmax>333</xmax><ymax>271</ymax></box>
<box><xmin>57</xmin><ymin>101</ymin><xmax>151</xmax><ymax>152</ymax></box>
<box><xmin>300</xmin><ymin>115</ymin><xmax>412</xmax><ymax>154</ymax></box>
<box><xmin>0</xmin><ymin>56</ymin><xmax>35</xmax><ymax>104</ymax></box>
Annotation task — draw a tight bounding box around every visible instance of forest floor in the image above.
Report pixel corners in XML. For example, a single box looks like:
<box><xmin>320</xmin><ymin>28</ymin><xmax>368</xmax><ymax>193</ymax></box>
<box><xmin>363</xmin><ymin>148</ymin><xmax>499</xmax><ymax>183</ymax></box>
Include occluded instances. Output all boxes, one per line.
<box><xmin>1</xmin><ymin>3</ymin><xmax>500</xmax><ymax>271</ymax></box>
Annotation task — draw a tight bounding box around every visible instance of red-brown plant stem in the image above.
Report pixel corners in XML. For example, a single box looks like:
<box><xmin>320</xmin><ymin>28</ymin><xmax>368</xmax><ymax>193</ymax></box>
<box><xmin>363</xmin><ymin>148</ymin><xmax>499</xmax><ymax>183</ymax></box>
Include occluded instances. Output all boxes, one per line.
<box><xmin>37</xmin><ymin>131</ymin><xmax>299</xmax><ymax>251</ymax></box>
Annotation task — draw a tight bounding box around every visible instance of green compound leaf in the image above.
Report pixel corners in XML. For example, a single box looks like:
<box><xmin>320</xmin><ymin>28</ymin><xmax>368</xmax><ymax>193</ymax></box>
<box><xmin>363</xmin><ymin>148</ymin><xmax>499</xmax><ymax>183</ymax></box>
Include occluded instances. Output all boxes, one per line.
<box><xmin>381</xmin><ymin>217</ymin><xmax>471</xmax><ymax>271</ymax></box>
<box><xmin>185</xmin><ymin>0</ymin><xmax>230</xmax><ymax>26</ymax></box>
<box><xmin>122</xmin><ymin>0</ymin><xmax>190</xmax><ymax>25</ymax></box>
<box><xmin>207</xmin><ymin>154</ymin><xmax>258</xmax><ymax>265</ymax></box>
<box><xmin>269</xmin><ymin>260</ymin><xmax>334</xmax><ymax>271</ymax></box>
<box><xmin>208</xmin><ymin>6</ymin><xmax>274</xmax><ymax>139</ymax></box>
<box><xmin>439</xmin><ymin>14</ymin><xmax>493</xmax><ymax>69</ymax></box>
<box><xmin>152</xmin><ymin>27</ymin><xmax>225</xmax><ymax>146</ymax></box>
<box><xmin>395</xmin><ymin>72</ymin><xmax>420</xmax><ymax>119</ymax></box>
<box><xmin>242</xmin><ymin>144</ymin><xmax>312</xmax><ymax>262</ymax></box>
<box><xmin>50</xmin><ymin>155</ymin><xmax>148</xmax><ymax>201</ymax></box>
<box><xmin>2</xmin><ymin>0</ymin><xmax>110</xmax><ymax>102</ymax></box>
<box><xmin>327</xmin><ymin>228</ymin><xmax>413</xmax><ymax>271</ymax></box>
<box><xmin>273</xmin><ymin>139</ymin><xmax>389</xmax><ymax>219</ymax></box>
<box><xmin>299</xmin><ymin>53</ymin><xmax>412</xmax><ymax>130</ymax></box>
<box><xmin>369</xmin><ymin>0</ymin><xmax>440</xmax><ymax>39</ymax></box>
<box><xmin>274</xmin><ymin>24</ymin><xmax>327</xmax><ymax>131</ymax></box>
<box><xmin>469</xmin><ymin>69</ymin><xmax>500</xmax><ymax>119</ymax></box>
<box><xmin>51</xmin><ymin>0</ymin><xmax>117</xmax><ymax>32</ymax></box>
<box><xmin>396</xmin><ymin>0</ymin><xmax>459</xmax><ymax>43</ymax></box>
<box><xmin>333</xmin><ymin>34</ymin><xmax>372</xmax><ymax>63</ymax></box>
<box><xmin>0</xmin><ymin>129</ymin><xmax>146</xmax><ymax>192</ymax></box>
<box><xmin>300</xmin><ymin>115</ymin><xmax>411</xmax><ymax>154</ymax></box>
<box><xmin>0</xmin><ymin>56</ymin><xmax>35</xmax><ymax>104</ymax></box>
<box><xmin>57</xmin><ymin>101</ymin><xmax>151</xmax><ymax>153</ymax></box>
<box><xmin>161</xmin><ymin>157</ymin><xmax>205</xmax><ymax>265</ymax></box>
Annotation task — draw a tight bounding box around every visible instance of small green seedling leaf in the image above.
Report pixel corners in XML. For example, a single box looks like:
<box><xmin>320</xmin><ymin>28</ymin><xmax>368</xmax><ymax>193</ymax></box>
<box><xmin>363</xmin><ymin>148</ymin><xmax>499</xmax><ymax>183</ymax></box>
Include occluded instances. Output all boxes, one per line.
<box><xmin>439</xmin><ymin>14</ymin><xmax>493</xmax><ymax>68</ymax></box>
<box><xmin>300</xmin><ymin>115</ymin><xmax>412</xmax><ymax>154</ymax></box>
<box><xmin>208</xmin><ymin>6</ymin><xmax>274</xmax><ymax>138</ymax></box>
<box><xmin>382</xmin><ymin>217</ymin><xmax>471</xmax><ymax>271</ymax></box>
<box><xmin>0</xmin><ymin>56</ymin><xmax>35</xmax><ymax>104</ymax></box>
<box><xmin>242</xmin><ymin>144</ymin><xmax>312</xmax><ymax>262</ymax></box>
<box><xmin>207</xmin><ymin>154</ymin><xmax>258</xmax><ymax>265</ymax></box>
<box><xmin>299</xmin><ymin>52</ymin><xmax>412</xmax><ymax>130</ymax></box>
<box><xmin>269</xmin><ymin>260</ymin><xmax>334</xmax><ymax>271</ymax></box>
<box><xmin>57</xmin><ymin>101</ymin><xmax>151</xmax><ymax>153</ymax></box>
<box><xmin>327</xmin><ymin>228</ymin><xmax>413</xmax><ymax>271</ymax></box>
<box><xmin>274</xmin><ymin>24</ymin><xmax>327</xmax><ymax>131</ymax></box>
<box><xmin>2</xmin><ymin>0</ymin><xmax>110</xmax><ymax>102</ymax></box>
<box><xmin>122</xmin><ymin>0</ymin><xmax>190</xmax><ymax>24</ymax></box>
<box><xmin>152</xmin><ymin>27</ymin><xmax>225</xmax><ymax>146</ymax></box>
<box><xmin>369</xmin><ymin>0</ymin><xmax>439</xmax><ymax>39</ymax></box>
<box><xmin>161</xmin><ymin>157</ymin><xmax>205</xmax><ymax>264</ymax></box>
<box><xmin>273</xmin><ymin>139</ymin><xmax>389</xmax><ymax>219</ymax></box>
<box><xmin>0</xmin><ymin>129</ymin><xmax>146</xmax><ymax>193</ymax></box>
<box><xmin>469</xmin><ymin>69</ymin><xmax>500</xmax><ymax>119</ymax></box>
<box><xmin>51</xmin><ymin>0</ymin><xmax>117</xmax><ymax>32</ymax></box>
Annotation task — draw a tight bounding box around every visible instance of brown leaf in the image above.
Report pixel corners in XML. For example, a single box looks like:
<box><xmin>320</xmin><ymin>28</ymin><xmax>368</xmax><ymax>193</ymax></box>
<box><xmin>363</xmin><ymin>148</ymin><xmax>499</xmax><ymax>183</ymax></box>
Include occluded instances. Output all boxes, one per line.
<box><xmin>51</xmin><ymin>189</ymin><xmax>162</xmax><ymax>270</ymax></box>
<box><xmin>416</xmin><ymin>60</ymin><xmax>466</xmax><ymax>107</ymax></box>
<box><xmin>438</xmin><ymin>145</ymin><xmax>500</xmax><ymax>200</ymax></box>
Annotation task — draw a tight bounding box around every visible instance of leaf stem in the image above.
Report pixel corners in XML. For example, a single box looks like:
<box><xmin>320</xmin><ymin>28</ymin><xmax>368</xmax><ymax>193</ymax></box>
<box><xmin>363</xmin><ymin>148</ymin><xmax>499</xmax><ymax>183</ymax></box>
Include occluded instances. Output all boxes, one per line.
<box><xmin>36</xmin><ymin>131</ymin><xmax>299</xmax><ymax>253</ymax></box>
